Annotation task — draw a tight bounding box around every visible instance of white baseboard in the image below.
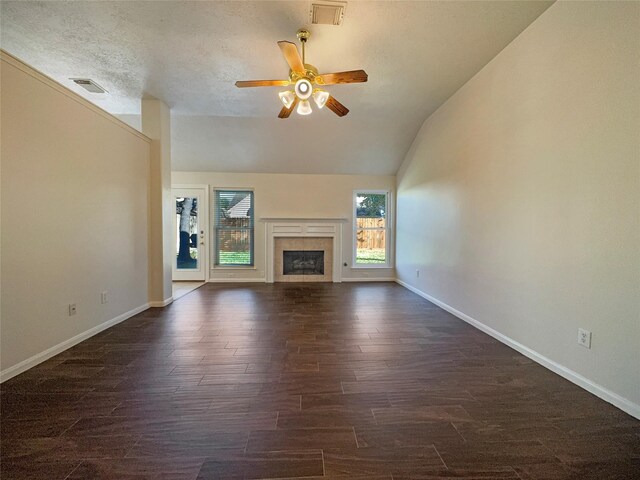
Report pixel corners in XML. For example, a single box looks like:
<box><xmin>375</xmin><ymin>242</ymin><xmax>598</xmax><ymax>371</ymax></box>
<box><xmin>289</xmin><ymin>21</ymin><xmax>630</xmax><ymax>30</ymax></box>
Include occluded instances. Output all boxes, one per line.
<box><xmin>0</xmin><ymin>303</ymin><xmax>150</xmax><ymax>383</ymax></box>
<box><xmin>208</xmin><ymin>278</ymin><xmax>266</xmax><ymax>283</ymax></box>
<box><xmin>149</xmin><ymin>296</ymin><xmax>173</xmax><ymax>307</ymax></box>
<box><xmin>395</xmin><ymin>278</ymin><xmax>640</xmax><ymax>420</ymax></box>
<box><xmin>342</xmin><ymin>277</ymin><xmax>397</xmax><ymax>282</ymax></box>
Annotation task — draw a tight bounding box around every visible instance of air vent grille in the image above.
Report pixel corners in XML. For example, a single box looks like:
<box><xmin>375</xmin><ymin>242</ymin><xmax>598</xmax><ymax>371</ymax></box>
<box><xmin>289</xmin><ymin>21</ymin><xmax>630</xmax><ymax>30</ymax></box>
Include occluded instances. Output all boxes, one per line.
<box><xmin>310</xmin><ymin>1</ymin><xmax>346</xmax><ymax>26</ymax></box>
<box><xmin>70</xmin><ymin>78</ymin><xmax>107</xmax><ymax>94</ymax></box>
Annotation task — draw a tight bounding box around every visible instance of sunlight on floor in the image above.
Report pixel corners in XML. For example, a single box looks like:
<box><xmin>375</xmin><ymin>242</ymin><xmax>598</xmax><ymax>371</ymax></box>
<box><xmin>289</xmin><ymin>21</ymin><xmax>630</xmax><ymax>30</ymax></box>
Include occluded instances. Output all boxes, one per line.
<box><xmin>172</xmin><ymin>281</ymin><xmax>205</xmax><ymax>300</ymax></box>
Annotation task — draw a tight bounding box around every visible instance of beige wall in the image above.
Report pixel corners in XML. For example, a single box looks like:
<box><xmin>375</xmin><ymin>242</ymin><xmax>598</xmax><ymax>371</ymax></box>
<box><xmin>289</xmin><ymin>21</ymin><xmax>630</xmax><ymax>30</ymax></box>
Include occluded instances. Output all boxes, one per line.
<box><xmin>396</xmin><ymin>2</ymin><xmax>640</xmax><ymax>415</ymax></box>
<box><xmin>172</xmin><ymin>171</ymin><xmax>396</xmax><ymax>281</ymax></box>
<box><xmin>142</xmin><ymin>99</ymin><xmax>174</xmax><ymax>305</ymax></box>
<box><xmin>1</xmin><ymin>52</ymin><xmax>151</xmax><ymax>377</ymax></box>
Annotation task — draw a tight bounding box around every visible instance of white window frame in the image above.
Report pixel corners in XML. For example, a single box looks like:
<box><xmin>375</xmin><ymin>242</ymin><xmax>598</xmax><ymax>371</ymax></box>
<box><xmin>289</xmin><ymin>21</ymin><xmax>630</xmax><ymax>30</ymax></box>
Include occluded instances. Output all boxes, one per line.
<box><xmin>352</xmin><ymin>190</ymin><xmax>392</xmax><ymax>269</ymax></box>
<box><xmin>212</xmin><ymin>188</ymin><xmax>255</xmax><ymax>269</ymax></box>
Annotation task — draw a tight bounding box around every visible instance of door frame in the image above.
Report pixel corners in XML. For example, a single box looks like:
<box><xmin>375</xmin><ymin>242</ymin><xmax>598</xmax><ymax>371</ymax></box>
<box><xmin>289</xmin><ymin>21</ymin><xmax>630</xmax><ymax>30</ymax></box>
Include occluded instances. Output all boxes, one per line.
<box><xmin>172</xmin><ymin>185</ymin><xmax>209</xmax><ymax>282</ymax></box>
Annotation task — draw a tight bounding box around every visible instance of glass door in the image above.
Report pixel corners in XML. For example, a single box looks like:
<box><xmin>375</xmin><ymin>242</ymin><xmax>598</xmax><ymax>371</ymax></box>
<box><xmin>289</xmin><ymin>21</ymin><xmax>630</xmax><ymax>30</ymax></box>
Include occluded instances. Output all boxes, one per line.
<box><xmin>173</xmin><ymin>188</ymin><xmax>206</xmax><ymax>281</ymax></box>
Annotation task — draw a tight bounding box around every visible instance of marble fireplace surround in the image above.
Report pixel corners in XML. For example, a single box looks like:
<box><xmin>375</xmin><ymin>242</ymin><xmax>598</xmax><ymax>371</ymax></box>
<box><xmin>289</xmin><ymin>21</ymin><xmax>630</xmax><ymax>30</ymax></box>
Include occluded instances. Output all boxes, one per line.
<box><xmin>262</xmin><ymin>218</ymin><xmax>345</xmax><ymax>283</ymax></box>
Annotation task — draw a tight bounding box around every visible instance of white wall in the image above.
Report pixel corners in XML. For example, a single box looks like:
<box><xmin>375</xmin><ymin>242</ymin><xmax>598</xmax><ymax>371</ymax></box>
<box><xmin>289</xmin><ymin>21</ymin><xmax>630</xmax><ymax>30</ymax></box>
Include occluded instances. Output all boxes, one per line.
<box><xmin>396</xmin><ymin>2</ymin><xmax>640</xmax><ymax>416</ymax></box>
<box><xmin>1</xmin><ymin>52</ymin><xmax>151</xmax><ymax>378</ymax></box>
<box><xmin>172</xmin><ymin>171</ymin><xmax>396</xmax><ymax>281</ymax></box>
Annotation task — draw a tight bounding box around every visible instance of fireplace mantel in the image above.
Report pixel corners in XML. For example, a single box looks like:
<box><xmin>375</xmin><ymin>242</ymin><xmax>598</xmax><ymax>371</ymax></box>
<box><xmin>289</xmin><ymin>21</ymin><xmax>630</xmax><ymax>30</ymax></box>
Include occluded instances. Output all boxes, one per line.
<box><xmin>260</xmin><ymin>217</ymin><xmax>347</xmax><ymax>222</ymax></box>
<box><xmin>263</xmin><ymin>218</ymin><xmax>343</xmax><ymax>283</ymax></box>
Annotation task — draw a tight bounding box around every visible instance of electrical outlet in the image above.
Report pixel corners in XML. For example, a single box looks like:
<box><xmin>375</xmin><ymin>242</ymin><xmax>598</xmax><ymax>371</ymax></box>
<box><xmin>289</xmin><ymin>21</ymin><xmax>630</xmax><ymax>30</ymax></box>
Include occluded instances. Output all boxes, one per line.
<box><xmin>101</xmin><ymin>291</ymin><xmax>108</xmax><ymax>304</ymax></box>
<box><xmin>578</xmin><ymin>328</ymin><xmax>592</xmax><ymax>349</ymax></box>
<box><xmin>362</xmin><ymin>272</ymin><xmax>370</xmax><ymax>277</ymax></box>
<box><xmin>68</xmin><ymin>304</ymin><xmax>77</xmax><ymax>316</ymax></box>
<box><xmin>416</xmin><ymin>269</ymin><xmax>420</xmax><ymax>278</ymax></box>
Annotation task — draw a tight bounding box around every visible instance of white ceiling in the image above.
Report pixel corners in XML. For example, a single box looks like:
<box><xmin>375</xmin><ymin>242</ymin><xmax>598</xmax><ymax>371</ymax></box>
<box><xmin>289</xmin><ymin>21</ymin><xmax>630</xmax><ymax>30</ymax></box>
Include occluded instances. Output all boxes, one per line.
<box><xmin>1</xmin><ymin>0</ymin><xmax>552</xmax><ymax>174</ymax></box>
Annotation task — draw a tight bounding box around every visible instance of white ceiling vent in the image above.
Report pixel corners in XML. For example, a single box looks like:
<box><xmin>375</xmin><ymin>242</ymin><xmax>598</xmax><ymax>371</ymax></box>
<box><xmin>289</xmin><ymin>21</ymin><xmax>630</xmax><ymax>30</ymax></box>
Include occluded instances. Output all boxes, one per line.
<box><xmin>70</xmin><ymin>78</ymin><xmax>107</xmax><ymax>94</ymax></box>
<box><xmin>310</xmin><ymin>0</ymin><xmax>347</xmax><ymax>26</ymax></box>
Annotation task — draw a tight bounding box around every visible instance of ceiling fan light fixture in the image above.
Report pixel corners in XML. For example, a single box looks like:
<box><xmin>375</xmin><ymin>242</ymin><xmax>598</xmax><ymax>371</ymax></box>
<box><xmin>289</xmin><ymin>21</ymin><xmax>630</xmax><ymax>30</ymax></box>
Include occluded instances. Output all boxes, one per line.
<box><xmin>297</xmin><ymin>99</ymin><xmax>312</xmax><ymax>116</ymax></box>
<box><xmin>279</xmin><ymin>90</ymin><xmax>296</xmax><ymax>109</ymax></box>
<box><xmin>313</xmin><ymin>90</ymin><xmax>330</xmax><ymax>109</ymax></box>
<box><xmin>294</xmin><ymin>78</ymin><xmax>313</xmax><ymax>100</ymax></box>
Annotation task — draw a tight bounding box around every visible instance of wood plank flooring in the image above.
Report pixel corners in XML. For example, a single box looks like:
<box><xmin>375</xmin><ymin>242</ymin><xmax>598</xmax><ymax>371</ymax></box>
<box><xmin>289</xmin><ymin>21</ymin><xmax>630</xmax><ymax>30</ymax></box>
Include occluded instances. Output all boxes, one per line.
<box><xmin>1</xmin><ymin>282</ymin><xmax>638</xmax><ymax>479</ymax></box>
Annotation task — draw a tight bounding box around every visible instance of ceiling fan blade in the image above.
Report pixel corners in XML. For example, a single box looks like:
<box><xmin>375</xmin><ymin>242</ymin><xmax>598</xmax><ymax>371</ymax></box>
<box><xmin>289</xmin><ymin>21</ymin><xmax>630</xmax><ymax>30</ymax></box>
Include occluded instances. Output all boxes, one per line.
<box><xmin>278</xmin><ymin>97</ymin><xmax>299</xmax><ymax>119</ymax></box>
<box><xmin>316</xmin><ymin>70</ymin><xmax>368</xmax><ymax>85</ymax></box>
<box><xmin>277</xmin><ymin>41</ymin><xmax>305</xmax><ymax>74</ymax></box>
<box><xmin>325</xmin><ymin>95</ymin><xmax>349</xmax><ymax>117</ymax></box>
<box><xmin>235</xmin><ymin>80</ymin><xmax>290</xmax><ymax>88</ymax></box>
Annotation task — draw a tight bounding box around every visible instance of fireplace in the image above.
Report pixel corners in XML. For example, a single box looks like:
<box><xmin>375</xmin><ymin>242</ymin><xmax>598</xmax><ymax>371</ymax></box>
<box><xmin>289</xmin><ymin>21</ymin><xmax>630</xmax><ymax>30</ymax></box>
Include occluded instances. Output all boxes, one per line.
<box><xmin>283</xmin><ymin>250</ymin><xmax>324</xmax><ymax>275</ymax></box>
<box><xmin>273</xmin><ymin>236</ymin><xmax>333</xmax><ymax>282</ymax></box>
<box><xmin>263</xmin><ymin>218</ymin><xmax>344</xmax><ymax>283</ymax></box>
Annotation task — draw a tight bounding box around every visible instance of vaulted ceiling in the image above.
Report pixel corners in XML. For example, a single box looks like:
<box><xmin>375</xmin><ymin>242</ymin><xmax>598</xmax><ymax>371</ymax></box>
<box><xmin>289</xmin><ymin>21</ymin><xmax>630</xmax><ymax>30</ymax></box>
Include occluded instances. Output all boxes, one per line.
<box><xmin>1</xmin><ymin>1</ymin><xmax>552</xmax><ymax>174</ymax></box>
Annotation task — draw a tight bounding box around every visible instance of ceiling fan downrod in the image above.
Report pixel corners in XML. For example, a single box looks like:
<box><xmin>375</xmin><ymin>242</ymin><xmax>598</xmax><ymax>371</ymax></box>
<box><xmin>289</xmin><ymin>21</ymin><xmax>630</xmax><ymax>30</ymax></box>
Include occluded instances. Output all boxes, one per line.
<box><xmin>297</xmin><ymin>28</ymin><xmax>310</xmax><ymax>65</ymax></box>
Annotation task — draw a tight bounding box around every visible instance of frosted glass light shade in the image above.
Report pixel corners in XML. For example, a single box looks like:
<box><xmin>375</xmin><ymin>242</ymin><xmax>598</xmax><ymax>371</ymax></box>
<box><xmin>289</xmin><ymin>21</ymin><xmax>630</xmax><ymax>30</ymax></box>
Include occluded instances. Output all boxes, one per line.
<box><xmin>297</xmin><ymin>99</ymin><xmax>312</xmax><ymax>116</ymax></box>
<box><xmin>279</xmin><ymin>90</ymin><xmax>295</xmax><ymax>109</ymax></box>
<box><xmin>294</xmin><ymin>78</ymin><xmax>313</xmax><ymax>100</ymax></box>
<box><xmin>313</xmin><ymin>90</ymin><xmax>330</xmax><ymax>109</ymax></box>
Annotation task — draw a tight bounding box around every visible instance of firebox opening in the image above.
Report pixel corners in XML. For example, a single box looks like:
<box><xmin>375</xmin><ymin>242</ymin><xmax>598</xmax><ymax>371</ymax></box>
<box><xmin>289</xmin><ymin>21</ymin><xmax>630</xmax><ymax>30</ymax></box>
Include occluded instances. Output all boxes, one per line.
<box><xmin>283</xmin><ymin>250</ymin><xmax>325</xmax><ymax>275</ymax></box>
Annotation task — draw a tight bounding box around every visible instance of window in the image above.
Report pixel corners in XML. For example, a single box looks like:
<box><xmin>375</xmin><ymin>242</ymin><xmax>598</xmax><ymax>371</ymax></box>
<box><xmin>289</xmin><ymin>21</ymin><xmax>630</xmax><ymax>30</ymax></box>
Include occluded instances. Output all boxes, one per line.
<box><xmin>214</xmin><ymin>190</ymin><xmax>254</xmax><ymax>266</ymax></box>
<box><xmin>354</xmin><ymin>191</ymin><xmax>389</xmax><ymax>266</ymax></box>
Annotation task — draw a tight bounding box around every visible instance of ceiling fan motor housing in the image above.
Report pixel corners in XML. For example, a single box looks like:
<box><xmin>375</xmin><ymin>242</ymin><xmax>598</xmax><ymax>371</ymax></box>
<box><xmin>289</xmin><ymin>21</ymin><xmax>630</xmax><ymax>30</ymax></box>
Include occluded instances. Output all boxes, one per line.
<box><xmin>290</xmin><ymin>63</ymin><xmax>319</xmax><ymax>85</ymax></box>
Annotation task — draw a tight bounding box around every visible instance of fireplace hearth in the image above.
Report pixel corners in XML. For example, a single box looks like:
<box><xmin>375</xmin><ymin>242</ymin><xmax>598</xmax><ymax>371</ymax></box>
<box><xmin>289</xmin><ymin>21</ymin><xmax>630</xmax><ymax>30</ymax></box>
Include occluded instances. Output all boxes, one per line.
<box><xmin>283</xmin><ymin>250</ymin><xmax>325</xmax><ymax>275</ymax></box>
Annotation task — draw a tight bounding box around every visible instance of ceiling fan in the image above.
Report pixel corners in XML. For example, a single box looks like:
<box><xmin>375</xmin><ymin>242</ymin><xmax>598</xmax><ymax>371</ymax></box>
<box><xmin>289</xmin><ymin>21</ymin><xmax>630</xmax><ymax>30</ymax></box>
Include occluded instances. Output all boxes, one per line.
<box><xmin>235</xmin><ymin>28</ymin><xmax>368</xmax><ymax>118</ymax></box>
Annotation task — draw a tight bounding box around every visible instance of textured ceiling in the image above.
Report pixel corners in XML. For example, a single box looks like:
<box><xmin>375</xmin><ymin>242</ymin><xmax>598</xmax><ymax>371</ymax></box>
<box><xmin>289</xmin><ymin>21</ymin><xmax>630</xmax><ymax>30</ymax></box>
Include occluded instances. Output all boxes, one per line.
<box><xmin>1</xmin><ymin>0</ymin><xmax>553</xmax><ymax>174</ymax></box>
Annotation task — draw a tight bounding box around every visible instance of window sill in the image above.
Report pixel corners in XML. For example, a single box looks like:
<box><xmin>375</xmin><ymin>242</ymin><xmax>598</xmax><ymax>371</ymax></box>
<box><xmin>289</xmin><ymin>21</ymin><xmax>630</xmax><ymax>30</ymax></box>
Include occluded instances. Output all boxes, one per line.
<box><xmin>212</xmin><ymin>265</ymin><xmax>256</xmax><ymax>270</ymax></box>
<box><xmin>350</xmin><ymin>264</ymin><xmax>393</xmax><ymax>269</ymax></box>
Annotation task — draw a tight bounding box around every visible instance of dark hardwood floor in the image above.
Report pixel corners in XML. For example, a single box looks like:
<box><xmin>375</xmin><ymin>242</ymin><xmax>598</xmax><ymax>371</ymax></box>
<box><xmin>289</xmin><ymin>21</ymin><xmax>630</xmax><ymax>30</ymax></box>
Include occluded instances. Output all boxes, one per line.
<box><xmin>1</xmin><ymin>282</ymin><xmax>638</xmax><ymax>479</ymax></box>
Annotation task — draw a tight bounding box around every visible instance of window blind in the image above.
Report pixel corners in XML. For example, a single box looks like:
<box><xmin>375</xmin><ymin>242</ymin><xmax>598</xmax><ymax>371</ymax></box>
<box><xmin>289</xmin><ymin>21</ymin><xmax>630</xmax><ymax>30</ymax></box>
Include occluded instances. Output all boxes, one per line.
<box><xmin>214</xmin><ymin>190</ymin><xmax>254</xmax><ymax>266</ymax></box>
